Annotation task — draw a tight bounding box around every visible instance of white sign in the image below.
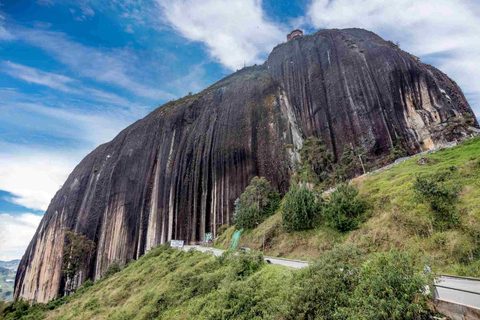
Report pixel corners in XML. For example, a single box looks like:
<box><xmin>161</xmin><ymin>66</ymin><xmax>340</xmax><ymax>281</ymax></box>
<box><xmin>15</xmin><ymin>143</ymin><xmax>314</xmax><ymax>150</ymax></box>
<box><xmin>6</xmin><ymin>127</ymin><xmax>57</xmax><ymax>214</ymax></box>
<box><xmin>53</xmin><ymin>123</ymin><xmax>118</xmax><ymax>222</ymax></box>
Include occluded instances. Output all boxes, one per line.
<box><xmin>171</xmin><ymin>240</ymin><xmax>184</xmax><ymax>248</ymax></box>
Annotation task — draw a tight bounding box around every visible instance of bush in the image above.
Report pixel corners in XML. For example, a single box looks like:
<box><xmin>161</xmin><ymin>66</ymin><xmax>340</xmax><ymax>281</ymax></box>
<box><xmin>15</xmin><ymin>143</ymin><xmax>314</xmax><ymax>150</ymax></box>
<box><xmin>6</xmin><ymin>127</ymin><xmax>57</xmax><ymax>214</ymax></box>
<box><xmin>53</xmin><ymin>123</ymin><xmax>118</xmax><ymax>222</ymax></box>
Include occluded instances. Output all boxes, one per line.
<box><xmin>338</xmin><ymin>249</ymin><xmax>433</xmax><ymax>319</ymax></box>
<box><xmin>334</xmin><ymin>145</ymin><xmax>365</xmax><ymax>182</ymax></box>
<box><xmin>282</xmin><ymin>185</ymin><xmax>319</xmax><ymax>232</ymax></box>
<box><xmin>288</xmin><ymin>245</ymin><xmax>364</xmax><ymax>319</ymax></box>
<box><xmin>322</xmin><ymin>184</ymin><xmax>366</xmax><ymax>232</ymax></box>
<box><xmin>413</xmin><ymin>175</ymin><xmax>459</xmax><ymax>229</ymax></box>
<box><xmin>233</xmin><ymin>177</ymin><xmax>280</xmax><ymax>229</ymax></box>
<box><xmin>218</xmin><ymin>250</ymin><xmax>265</xmax><ymax>279</ymax></box>
<box><xmin>103</xmin><ymin>263</ymin><xmax>121</xmax><ymax>278</ymax></box>
<box><xmin>390</xmin><ymin>144</ymin><xmax>408</xmax><ymax>161</ymax></box>
<box><xmin>289</xmin><ymin>246</ymin><xmax>433</xmax><ymax>319</ymax></box>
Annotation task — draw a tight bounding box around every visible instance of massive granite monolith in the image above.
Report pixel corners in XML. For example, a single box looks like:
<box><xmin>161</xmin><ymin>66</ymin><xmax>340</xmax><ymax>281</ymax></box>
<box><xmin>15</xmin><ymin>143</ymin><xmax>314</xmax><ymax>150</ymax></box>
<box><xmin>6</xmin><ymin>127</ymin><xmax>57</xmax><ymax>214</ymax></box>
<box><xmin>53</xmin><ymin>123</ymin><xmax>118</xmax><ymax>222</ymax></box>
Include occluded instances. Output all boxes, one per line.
<box><xmin>15</xmin><ymin>28</ymin><xmax>478</xmax><ymax>302</ymax></box>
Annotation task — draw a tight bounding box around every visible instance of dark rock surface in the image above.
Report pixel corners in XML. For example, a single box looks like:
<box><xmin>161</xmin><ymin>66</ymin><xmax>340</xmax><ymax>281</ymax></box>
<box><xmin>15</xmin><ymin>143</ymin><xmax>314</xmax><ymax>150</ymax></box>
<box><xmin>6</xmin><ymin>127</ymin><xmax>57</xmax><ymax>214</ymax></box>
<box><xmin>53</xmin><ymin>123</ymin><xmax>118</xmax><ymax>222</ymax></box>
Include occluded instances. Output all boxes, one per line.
<box><xmin>15</xmin><ymin>28</ymin><xmax>478</xmax><ymax>302</ymax></box>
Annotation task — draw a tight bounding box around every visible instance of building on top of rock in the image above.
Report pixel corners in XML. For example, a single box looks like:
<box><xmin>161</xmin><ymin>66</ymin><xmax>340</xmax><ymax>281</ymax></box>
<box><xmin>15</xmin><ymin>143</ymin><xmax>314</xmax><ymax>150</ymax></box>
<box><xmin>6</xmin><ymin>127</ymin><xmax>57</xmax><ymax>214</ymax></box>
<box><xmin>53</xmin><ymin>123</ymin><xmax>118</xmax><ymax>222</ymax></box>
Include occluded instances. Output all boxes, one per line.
<box><xmin>287</xmin><ymin>29</ymin><xmax>303</xmax><ymax>41</ymax></box>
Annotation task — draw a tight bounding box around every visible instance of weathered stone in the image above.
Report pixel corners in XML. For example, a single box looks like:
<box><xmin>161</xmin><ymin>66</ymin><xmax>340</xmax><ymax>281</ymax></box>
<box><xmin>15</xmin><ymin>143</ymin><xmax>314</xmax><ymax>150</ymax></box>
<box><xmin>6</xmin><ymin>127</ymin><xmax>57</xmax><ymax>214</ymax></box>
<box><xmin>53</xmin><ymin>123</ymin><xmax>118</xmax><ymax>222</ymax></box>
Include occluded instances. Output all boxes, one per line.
<box><xmin>15</xmin><ymin>28</ymin><xmax>478</xmax><ymax>302</ymax></box>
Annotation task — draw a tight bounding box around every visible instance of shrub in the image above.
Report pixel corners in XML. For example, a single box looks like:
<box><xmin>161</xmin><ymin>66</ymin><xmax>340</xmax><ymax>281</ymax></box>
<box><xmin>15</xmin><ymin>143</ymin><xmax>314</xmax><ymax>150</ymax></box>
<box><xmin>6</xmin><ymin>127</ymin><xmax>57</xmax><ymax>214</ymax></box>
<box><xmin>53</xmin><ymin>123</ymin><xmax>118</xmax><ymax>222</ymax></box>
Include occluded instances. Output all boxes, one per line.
<box><xmin>338</xmin><ymin>249</ymin><xmax>433</xmax><ymax>319</ymax></box>
<box><xmin>298</xmin><ymin>136</ymin><xmax>334</xmax><ymax>185</ymax></box>
<box><xmin>334</xmin><ymin>145</ymin><xmax>365</xmax><ymax>182</ymax></box>
<box><xmin>287</xmin><ymin>245</ymin><xmax>364</xmax><ymax>319</ymax></box>
<box><xmin>413</xmin><ymin>175</ymin><xmax>459</xmax><ymax>229</ymax></box>
<box><xmin>218</xmin><ymin>250</ymin><xmax>265</xmax><ymax>279</ymax></box>
<box><xmin>389</xmin><ymin>144</ymin><xmax>408</xmax><ymax>161</ymax></box>
<box><xmin>322</xmin><ymin>184</ymin><xmax>366</xmax><ymax>232</ymax></box>
<box><xmin>282</xmin><ymin>185</ymin><xmax>319</xmax><ymax>232</ymax></box>
<box><xmin>289</xmin><ymin>246</ymin><xmax>433</xmax><ymax>319</ymax></box>
<box><xmin>103</xmin><ymin>263</ymin><xmax>121</xmax><ymax>278</ymax></box>
<box><xmin>233</xmin><ymin>177</ymin><xmax>280</xmax><ymax>229</ymax></box>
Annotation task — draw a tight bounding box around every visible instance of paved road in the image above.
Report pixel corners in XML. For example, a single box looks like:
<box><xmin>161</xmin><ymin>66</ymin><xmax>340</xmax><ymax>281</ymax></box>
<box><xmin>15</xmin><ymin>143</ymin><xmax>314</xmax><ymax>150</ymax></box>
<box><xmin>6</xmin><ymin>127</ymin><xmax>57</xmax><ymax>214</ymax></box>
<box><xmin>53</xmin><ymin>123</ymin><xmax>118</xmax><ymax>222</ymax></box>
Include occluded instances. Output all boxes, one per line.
<box><xmin>183</xmin><ymin>245</ymin><xmax>309</xmax><ymax>269</ymax></box>
<box><xmin>435</xmin><ymin>275</ymin><xmax>480</xmax><ymax>308</ymax></box>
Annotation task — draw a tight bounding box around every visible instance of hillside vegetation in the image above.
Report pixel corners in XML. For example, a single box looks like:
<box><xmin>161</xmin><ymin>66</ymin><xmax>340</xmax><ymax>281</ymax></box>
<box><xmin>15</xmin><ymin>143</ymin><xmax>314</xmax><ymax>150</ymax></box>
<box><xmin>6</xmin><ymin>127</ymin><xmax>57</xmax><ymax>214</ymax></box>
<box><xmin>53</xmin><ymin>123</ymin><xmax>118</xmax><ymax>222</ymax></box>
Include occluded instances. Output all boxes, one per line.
<box><xmin>0</xmin><ymin>244</ymin><xmax>434</xmax><ymax>319</ymax></box>
<box><xmin>216</xmin><ymin>136</ymin><xmax>480</xmax><ymax>277</ymax></box>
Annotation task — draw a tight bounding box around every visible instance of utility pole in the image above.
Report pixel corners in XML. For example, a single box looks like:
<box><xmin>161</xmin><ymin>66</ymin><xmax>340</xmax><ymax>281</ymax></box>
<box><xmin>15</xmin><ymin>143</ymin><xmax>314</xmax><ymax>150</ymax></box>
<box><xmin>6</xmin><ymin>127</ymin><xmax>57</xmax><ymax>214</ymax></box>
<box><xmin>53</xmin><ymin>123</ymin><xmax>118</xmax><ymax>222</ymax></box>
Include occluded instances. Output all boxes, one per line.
<box><xmin>359</xmin><ymin>155</ymin><xmax>366</xmax><ymax>174</ymax></box>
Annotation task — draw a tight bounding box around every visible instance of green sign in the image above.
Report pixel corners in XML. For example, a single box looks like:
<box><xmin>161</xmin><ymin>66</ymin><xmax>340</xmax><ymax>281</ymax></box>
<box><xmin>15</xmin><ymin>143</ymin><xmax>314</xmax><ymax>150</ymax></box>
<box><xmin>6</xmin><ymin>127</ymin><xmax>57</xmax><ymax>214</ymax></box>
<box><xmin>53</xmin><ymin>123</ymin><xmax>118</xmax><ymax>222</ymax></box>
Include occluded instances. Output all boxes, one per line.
<box><xmin>230</xmin><ymin>229</ymin><xmax>244</xmax><ymax>250</ymax></box>
<box><xmin>205</xmin><ymin>233</ymin><xmax>212</xmax><ymax>242</ymax></box>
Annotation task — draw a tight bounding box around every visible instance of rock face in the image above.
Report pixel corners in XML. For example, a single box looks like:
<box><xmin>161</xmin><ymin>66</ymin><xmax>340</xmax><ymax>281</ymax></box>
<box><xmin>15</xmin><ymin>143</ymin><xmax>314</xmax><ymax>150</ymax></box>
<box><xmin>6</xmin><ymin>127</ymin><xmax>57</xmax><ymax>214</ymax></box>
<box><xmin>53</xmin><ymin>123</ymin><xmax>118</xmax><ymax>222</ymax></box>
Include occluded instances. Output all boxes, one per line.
<box><xmin>15</xmin><ymin>28</ymin><xmax>478</xmax><ymax>302</ymax></box>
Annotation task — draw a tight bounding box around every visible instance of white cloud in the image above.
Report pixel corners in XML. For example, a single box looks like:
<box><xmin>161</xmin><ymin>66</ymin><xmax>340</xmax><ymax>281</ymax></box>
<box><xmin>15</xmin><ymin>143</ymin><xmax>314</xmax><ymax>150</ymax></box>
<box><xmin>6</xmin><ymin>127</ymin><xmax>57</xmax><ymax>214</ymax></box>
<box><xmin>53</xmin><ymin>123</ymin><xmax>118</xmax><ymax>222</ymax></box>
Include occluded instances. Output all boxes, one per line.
<box><xmin>2</xmin><ymin>61</ymin><xmax>135</xmax><ymax>107</ymax></box>
<box><xmin>307</xmin><ymin>0</ymin><xmax>480</xmax><ymax>117</ymax></box>
<box><xmin>158</xmin><ymin>0</ymin><xmax>285</xmax><ymax>70</ymax></box>
<box><xmin>12</xmin><ymin>27</ymin><xmax>174</xmax><ymax>100</ymax></box>
<box><xmin>0</xmin><ymin>14</ymin><xmax>14</xmax><ymax>41</ymax></box>
<box><xmin>0</xmin><ymin>213</ymin><xmax>43</xmax><ymax>261</ymax></box>
<box><xmin>0</xmin><ymin>145</ymin><xmax>78</xmax><ymax>211</ymax></box>
<box><xmin>15</xmin><ymin>102</ymin><xmax>134</xmax><ymax>146</ymax></box>
<box><xmin>125</xmin><ymin>24</ymin><xmax>135</xmax><ymax>34</ymax></box>
<box><xmin>2</xmin><ymin>61</ymin><xmax>81</xmax><ymax>94</ymax></box>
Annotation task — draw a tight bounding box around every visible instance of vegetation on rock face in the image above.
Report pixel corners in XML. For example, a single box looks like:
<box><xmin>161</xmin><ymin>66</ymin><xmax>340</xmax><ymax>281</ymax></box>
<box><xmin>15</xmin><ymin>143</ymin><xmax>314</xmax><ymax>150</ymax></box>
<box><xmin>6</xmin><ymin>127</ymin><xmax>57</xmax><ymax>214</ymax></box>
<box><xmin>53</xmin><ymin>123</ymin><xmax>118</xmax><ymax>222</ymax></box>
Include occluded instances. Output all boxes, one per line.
<box><xmin>282</xmin><ymin>185</ymin><xmax>320</xmax><ymax>232</ymax></box>
<box><xmin>62</xmin><ymin>230</ymin><xmax>96</xmax><ymax>294</ymax></box>
<box><xmin>389</xmin><ymin>143</ymin><xmax>408</xmax><ymax>162</ymax></box>
<box><xmin>0</xmin><ymin>244</ymin><xmax>433</xmax><ymax>320</ymax></box>
<box><xmin>296</xmin><ymin>136</ymin><xmax>366</xmax><ymax>187</ymax></box>
<box><xmin>334</xmin><ymin>145</ymin><xmax>365</xmax><ymax>182</ymax></box>
<box><xmin>233</xmin><ymin>177</ymin><xmax>280</xmax><ymax>229</ymax></box>
<box><xmin>297</xmin><ymin>136</ymin><xmax>335</xmax><ymax>186</ymax></box>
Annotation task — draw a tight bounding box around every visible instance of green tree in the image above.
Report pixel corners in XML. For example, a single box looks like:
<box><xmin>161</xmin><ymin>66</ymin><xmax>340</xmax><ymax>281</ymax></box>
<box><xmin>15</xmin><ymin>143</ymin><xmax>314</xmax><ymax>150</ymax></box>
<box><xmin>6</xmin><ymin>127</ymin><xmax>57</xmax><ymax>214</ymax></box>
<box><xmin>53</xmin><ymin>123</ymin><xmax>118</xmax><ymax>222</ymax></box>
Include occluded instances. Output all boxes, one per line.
<box><xmin>233</xmin><ymin>177</ymin><xmax>280</xmax><ymax>229</ymax></box>
<box><xmin>334</xmin><ymin>145</ymin><xmax>364</xmax><ymax>182</ymax></box>
<box><xmin>299</xmin><ymin>136</ymin><xmax>334</xmax><ymax>184</ymax></box>
<box><xmin>63</xmin><ymin>230</ymin><xmax>96</xmax><ymax>292</ymax></box>
<box><xmin>282</xmin><ymin>185</ymin><xmax>319</xmax><ymax>232</ymax></box>
<box><xmin>322</xmin><ymin>185</ymin><xmax>366</xmax><ymax>232</ymax></box>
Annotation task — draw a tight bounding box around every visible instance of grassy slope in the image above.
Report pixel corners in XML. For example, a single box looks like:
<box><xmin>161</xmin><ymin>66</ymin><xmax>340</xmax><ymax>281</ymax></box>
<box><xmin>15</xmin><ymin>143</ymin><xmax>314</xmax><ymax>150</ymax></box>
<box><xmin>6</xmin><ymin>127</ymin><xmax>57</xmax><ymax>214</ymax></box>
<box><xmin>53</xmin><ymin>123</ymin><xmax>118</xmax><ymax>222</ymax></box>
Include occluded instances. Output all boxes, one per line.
<box><xmin>216</xmin><ymin>137</ymin><xmax>480</xmax><ymax>276</ymax></box>
<box><xmin>22</xmin><ymin>247</ymin><xmax>291</xmax><ymax>320</ymax></box>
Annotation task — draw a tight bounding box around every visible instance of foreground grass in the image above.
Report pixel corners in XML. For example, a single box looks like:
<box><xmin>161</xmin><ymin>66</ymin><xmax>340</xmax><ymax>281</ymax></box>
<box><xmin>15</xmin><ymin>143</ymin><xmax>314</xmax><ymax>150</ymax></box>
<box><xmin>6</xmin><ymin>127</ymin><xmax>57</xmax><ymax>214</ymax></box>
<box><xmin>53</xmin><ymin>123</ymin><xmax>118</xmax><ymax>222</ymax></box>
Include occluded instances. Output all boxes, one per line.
<box><xmin>216</xmin><ymin>137</ymin><xmax>480</xmax><ymax>276</ymax></box>
<box><xmin>1</xmin><ymin>246</ymin><xmax>292</xmax><ymax>320</ymax></box>
<box><xmin>1</xmin><ymin>245</ymin><xmax>435</xmax><ymax>319</ymax></box>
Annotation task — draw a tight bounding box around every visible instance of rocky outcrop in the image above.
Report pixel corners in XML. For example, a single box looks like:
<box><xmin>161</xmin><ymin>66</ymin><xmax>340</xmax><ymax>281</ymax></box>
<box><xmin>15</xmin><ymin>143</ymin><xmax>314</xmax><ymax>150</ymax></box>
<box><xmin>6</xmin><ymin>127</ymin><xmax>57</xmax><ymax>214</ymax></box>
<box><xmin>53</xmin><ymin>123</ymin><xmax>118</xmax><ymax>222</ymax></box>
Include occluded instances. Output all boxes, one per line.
<box><xmin>15</xmin><ymin>28</ymin><xmax>478</xmax><ymax>302</ymax></box>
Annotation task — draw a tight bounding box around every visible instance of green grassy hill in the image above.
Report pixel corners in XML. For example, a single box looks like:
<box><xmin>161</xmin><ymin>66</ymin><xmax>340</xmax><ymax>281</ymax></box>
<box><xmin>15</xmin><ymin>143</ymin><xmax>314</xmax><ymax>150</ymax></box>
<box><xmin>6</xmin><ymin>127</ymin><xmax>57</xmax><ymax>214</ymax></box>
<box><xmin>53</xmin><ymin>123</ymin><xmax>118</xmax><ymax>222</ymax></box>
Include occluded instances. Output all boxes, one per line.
<box><xmin>0</xmin><ymin>245</ymin><xmax>435</xmax><ymax>319</ymax></box>
<box><xmin>216</xmin><ymin>136</ymin><xmax>480</xmax><ymax>276</ymax></box>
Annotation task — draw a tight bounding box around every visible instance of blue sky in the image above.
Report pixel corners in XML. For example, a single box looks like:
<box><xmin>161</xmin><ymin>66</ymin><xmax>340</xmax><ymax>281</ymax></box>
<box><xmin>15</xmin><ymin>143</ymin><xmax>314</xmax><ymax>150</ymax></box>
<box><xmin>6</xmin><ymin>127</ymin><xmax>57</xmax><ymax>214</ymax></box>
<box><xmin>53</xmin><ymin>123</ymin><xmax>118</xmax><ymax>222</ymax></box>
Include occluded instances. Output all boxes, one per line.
<box><xmin>0</xmin><ymin>0</ymin><xmax>479</xmax><ymax>261</ymax></box>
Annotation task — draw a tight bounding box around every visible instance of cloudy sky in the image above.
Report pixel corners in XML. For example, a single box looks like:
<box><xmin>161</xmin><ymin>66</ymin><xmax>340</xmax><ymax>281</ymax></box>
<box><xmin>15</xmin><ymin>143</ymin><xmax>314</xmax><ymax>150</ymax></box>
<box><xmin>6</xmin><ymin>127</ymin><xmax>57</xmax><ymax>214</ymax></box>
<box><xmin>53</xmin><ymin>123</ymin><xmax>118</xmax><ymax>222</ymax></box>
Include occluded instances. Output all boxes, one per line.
<box><xmin>0</xmin><ymin>0</ymin><xmax>479</xmax><ymax>261</ymax></box>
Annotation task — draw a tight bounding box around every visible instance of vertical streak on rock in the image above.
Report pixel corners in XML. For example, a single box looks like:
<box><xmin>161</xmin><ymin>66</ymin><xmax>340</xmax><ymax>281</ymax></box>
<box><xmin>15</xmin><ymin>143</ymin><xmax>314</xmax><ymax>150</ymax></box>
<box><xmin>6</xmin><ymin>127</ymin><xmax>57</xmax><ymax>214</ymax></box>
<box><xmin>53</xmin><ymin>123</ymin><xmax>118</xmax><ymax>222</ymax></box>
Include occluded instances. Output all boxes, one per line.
<box><xmin>166</xmin><ymin>129</ymin><xmax>176</xmax><ymax>242</ymax></box>
<box><xmin>313</xmin><ymin>39</ymin><xmax>337</xmax><ymax>156</ymax></box>
<box><xmin>360</xmin><ymin>54</ymin><xmax>395</xmax><ymax>149</ymax></box>
<box><xmin>329</xmin><ymin>36</ymin><xmax>356</xmax><ymax>153</ymax></box>
<box><xmin>145</xmin><ymin>150</ymin><xmax>161</xmax><ymax>251</ymax></box>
